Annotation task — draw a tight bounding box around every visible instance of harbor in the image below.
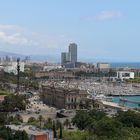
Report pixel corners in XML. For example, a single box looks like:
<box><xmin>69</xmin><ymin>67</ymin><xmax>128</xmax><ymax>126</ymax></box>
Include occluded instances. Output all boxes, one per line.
<box><xmin>41</xmin><ymin>79</ymin><xmax>140</xmax><ymax>110</ymax></box>
<box><xmin>113</xmin><ymin>95</ymin><xmax>140</xmax><ymax>108</ymax></box>
<box><xmin>42</xmin><ymin>80</ymin><xmax>140</xmax><ymax>96</ymax></box>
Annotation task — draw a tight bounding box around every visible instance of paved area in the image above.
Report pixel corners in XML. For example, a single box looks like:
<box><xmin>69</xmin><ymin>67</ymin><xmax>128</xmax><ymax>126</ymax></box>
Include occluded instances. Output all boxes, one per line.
<box><xmin>12</xmin><ymin>93</ymin><xmax>57</xmax><ymax>122</ymax></box>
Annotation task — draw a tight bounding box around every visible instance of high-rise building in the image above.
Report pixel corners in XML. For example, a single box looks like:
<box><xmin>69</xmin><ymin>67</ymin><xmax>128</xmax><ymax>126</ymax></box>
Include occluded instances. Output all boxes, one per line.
<box><xmin>61</xmin><ymin>52</ymin><xmax>70</xmax><ymax>65</ymax></box>
<box><xmin>23</xmin><ymin>56</ymin><xmax>30</xmax><ymax>64</ymax></box>
<box><xmin>5</xmin><ymin>55</ymin><xmax>11</xmax><ymax>62</ymax></box>
<box><xmin>69</xmin><ymin>43</ymin><xmax>77</xmax><ymax>64</ymax></box>
<box><xmin>61</xmin><ymin>43</ymin><xmax>78</xmax><ymax>68</ymax></box>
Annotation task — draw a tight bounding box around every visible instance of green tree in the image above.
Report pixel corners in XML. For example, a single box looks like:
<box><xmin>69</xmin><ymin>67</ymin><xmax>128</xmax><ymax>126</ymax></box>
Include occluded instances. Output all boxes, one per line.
<box><xmin>1</xmin><ymin>94</ymin><xmax>28</xmax><ymax>112</ymax></box>
<box><xmin>72</xmin><ymin>110</ymin><xmax>91</xmax><ymax>130</ymax></box>
<box><xmin>56</xmin><ymin>120</ymin><xmax>61</xmax><ymax>130</ymax></box>
<box><xmin>53</xmin><ymin>121</ymin><xmax>57</xmax><ymax>138</ymax></box>
<box><xmin>0</xmin><ymin>126</ymin><xmax>29</xmax><ymax>140</ymax></box>
<box><xmin>88</xmin><ymin>109</ymin><xmax>106</xmax><ymax>120</ymax></box>
<box><xmin>21</xmin><ymin>130</ymin><xmax>29</xmax><ymax>140</ymax></box>
<box><xmin>14</xmin><ymin>130</ymin><xmax>29</xmax><ymax>140</ymax></box>
<box><xmin>43</xmin><ymin>118</ymin><xmax>53</xmax><ymax>130</ymax></box>
<box><xmin>14</xmin><ymin>114</ymin><xmax>23</xmax><ymax>122</ymax></box>
<box><xmin>0</xmin><ymin>112</ymin><xmax>8</xmax><ymax>125</ymax></box>
<box><xmin>64</xmin><ymin>119</ymin><xmax>71</xmax><ymax>129</ymax></box>
<box><xmin>38</xmin><ymin>115</ymin><xmax>44</xmax><ymax>128</ymax></box>
<box><xmin>47</xmin><ymin>117</ymin><xmax>52</xmax><ymax>123</ymax></box>
<box><xmin>70</xmin><ymin>109</ymin><xmax>140</xmax><ymax>139</ymax></box>
<box><xmin>28</xmin><ymin>117</ymin><xmax>36</xmax><ymax>123</ymax></box>
<box><xmin>115</xmin><ymin>110</ymin><xmax>140</xmax><ymax>128</ymax></box>
<box><xmin>59</xmin><ymin>123</ymin><xmax>63</xmax><ymax>139</ymax></box>
<box><xmin>94</xmin><ymin>117</ymin><xmax>122</xmax><ymax>138</ymax></box>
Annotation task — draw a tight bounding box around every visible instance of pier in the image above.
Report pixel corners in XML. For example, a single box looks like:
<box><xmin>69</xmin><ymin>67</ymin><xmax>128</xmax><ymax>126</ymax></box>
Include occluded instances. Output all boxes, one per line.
<box><xmin>101</xmin><ymin>101</ymin><xmax>129</xmax><ymax>111</ymax></box>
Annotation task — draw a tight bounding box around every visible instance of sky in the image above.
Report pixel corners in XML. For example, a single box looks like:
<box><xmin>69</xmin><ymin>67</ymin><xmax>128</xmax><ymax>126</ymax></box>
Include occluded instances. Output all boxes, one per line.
<box><xmin>0</xmin><ymin>0</ymin><xmax>140</xmax><ymax>62</ymax></box>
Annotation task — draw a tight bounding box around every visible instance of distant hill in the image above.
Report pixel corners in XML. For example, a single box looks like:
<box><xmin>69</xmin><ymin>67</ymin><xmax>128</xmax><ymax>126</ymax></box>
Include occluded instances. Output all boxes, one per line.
<box><xmin>0</xmin><ymin>51</ymin><xmax>115</xmax><ymax>63</ymax></box>
<box><xmin>0</xmin><ymin>51</ymin><xmax>60</xmax><ymax>62</ymax></box>
<box><xmin>30</xmin><ymin>54</ymin><xmax>60</xmax><ymax>63</ymax></box>
<box><xmin>0</xmin><ymin>51</ymin><xmax>25</xmax><ymax>59</ymax></box>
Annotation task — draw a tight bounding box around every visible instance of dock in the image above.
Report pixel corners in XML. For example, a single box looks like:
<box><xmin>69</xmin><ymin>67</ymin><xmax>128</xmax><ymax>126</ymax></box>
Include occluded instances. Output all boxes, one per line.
<box><xmin>100</xmin><ymin>101</ymin><xmax>129</xmax><ymax>111</ymax></box>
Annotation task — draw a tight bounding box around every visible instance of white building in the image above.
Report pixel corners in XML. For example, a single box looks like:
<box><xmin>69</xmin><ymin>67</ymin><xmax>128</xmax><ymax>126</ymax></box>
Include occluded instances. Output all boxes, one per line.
<box><xmin>4</xmin><ymin>62</ymin><xmax>25</xmax><ymax>75</ymax></box>
<box><xmin>97</xmin><ymin>63</ymin><xmax>110</xmax><ymax>69</ymax></box>
<box><xmin>96</xmin><ymin>63</ymin><xmax>110</xmax><ymax>72</ymax></box>
<box><xmin>43</xmin><ymin>65</ymin><xmax>62</xmax><ymax>71</ymax></box>
<box><xmin>117</xmin><ymin>71</ymin><xmax>134</xmax><ymax>80</ymax></box>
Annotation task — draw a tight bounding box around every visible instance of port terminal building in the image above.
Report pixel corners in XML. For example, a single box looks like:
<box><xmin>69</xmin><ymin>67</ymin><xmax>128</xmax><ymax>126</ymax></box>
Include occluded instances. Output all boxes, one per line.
<box><xmin>41</xmin><ymin>85</ymin><xmax>87</xmax><ymax>110</ymax></box>
<box><xmin>116</xmin><ymin>71</ymin><xmax>134</xmax><ymax>80</ymax></box>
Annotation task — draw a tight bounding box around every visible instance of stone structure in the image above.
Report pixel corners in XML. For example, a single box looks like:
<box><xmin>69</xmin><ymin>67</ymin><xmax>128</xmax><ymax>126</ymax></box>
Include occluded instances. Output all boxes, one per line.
<box><xmin>41</xmin><ymin>85</ymin><xmax>87</xmax><ymax>109</ymax></box>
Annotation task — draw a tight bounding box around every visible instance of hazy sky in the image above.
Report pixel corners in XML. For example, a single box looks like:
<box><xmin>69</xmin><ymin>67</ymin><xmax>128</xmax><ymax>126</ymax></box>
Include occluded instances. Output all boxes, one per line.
<box><xmin>0</xmin><ymin>0</ymin><xmax>140</xmax><ymax>62</ymax></box>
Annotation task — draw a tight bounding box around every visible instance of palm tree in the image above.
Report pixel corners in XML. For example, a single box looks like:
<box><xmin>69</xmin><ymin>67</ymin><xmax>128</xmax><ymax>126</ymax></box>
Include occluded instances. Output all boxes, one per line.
<box><xmin>56</xmin><ymin>120</ymin><xmax>61</xmax><ymax>130</ymax></box>
<box><xmin>14</xmin><ymin>114</ymin><xmax>23</xmax><ymax>123</ymax></box>
<box><xmin>28</xmin><ymin>117</ymin><xmax>36</xmax><ymax>123</ymax></box>
<box><xmin>38</xmin><ymin>115</ymin><xmax>44</xmax><ymax>128</ymax></box>
<box><xmin>53</xmin><ymin>121</ymin><xmax>57</xmax><ymax>138</ymax></box>
<box><xmin>47</xmin><ymin>117</ymin><xmax>52</xmax><ymax>124</ymax></box>
<box><xmin>59</xmin><ymin>123</ymin><xmax>63</xmax><ymax>139</ymax></box>
<box><xmin>64</xmin><ymin>119</ymin><xmax>70</xmax><ymax>129</ymax></box>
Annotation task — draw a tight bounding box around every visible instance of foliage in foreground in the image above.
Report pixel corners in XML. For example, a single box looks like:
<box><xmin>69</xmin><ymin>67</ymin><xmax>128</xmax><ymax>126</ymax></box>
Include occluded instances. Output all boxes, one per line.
<box><xmin>63</xmin><ymin>131</ymin><xmax>96</xmax><ymax>140</ymax></box>
<box><xmin>0</xmin><ymin>126</ymin><xmax>28</xmax><ymax>140</ymax></box>
<box><xmin>71</xmin><ymin>109</ymin><xmax>140</xmax><ymax>140</ymax></box>
<box><xmin>0</xmin><ymin>94</ymin><xmax>28</xmax><ymax>112</ymax></box>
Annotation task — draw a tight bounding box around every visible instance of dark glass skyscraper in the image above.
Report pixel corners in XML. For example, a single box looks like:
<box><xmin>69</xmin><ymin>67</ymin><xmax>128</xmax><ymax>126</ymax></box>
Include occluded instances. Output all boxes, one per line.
<box><xmin>61</xmin><ymin>52</ymin><xmax>70</xmax><ymax>65</ymax></box>
<box><xmin>69</xmin><ymin>43</ymin><xmax>77</xmax><ymax>64</ymax></box>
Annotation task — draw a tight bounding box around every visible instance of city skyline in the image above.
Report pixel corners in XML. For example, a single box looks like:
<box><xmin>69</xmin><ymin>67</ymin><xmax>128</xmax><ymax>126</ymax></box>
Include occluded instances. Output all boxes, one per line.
<box><xmin>61</xmin><ymin>43</ymin><xmax>77</xmax><ymax>68</ymax></box>
<box><xmin>0</xmin><ymin>1</ymin><xmax>140</xmax><ymax>62</ymax></box>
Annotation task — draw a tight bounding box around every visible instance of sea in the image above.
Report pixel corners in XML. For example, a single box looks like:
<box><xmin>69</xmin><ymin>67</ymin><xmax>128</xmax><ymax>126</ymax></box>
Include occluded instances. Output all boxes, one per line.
<box><xmin>110</xmin><ymin>63</ymin><xmax>140</xmax><ymax>108</ymax></box>
<box><xmin>113</xmin><ymin>96</ymin><xmax>140</xmax><ymax>108</ymax></box>
<box><xmin>111</xmin><ymin>62</ymin><xmax>140</xmax><ymax>68</ymax></box>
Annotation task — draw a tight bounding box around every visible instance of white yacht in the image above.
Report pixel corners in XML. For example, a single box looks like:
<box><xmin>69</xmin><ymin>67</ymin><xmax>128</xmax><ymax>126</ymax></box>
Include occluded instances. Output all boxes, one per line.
<box><xmin>94</xmin><ymin>94</ymin><xmax>113</xmax><ymax>102</ymax></box>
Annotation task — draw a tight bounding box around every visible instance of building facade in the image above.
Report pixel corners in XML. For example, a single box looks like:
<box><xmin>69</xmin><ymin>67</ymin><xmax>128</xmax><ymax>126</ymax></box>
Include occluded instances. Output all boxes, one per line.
<box><xmin>41</xmin><ymin>85</ymin><xmax>87</xmax><ymax>109</ymax></box>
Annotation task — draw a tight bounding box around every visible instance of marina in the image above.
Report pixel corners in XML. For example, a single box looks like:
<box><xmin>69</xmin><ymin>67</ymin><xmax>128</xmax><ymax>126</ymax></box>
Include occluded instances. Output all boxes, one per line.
<box><xmin>113</xmin><ymin>95</ymin><xmax>140</xmax><ymax>108</ymax></box>
<box><xmin>42</xmin><ymin>80</ymin><xmax>140</xmax><ymax>109</ymax></box>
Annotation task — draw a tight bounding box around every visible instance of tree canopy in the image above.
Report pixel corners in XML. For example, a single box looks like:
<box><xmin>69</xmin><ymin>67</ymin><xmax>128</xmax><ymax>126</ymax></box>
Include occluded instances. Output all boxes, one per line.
<box><xmin>0</xmin><ymin>94</ymin><xmax>28</xmax><ymax>112</ymax></box>
<box><xmin>72</xmin><ymin>109</ymin><xmax>140</xmax><ymax>139</ymax></box>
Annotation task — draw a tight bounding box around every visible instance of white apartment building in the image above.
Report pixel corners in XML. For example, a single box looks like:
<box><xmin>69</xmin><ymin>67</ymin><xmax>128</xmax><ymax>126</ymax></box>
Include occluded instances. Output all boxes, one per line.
<box><xmin>97</xmin><ymin>63</ymin><xmax>110</xmax><ymax>69</ymax></box>
<box><xmin>4</xmin><ymin>62</ymin><xmax>25</xmax><ymax>75</ymax></box>
<box><xmin>43</xmin><ymin>65</ymin><xmax>62</xmax><ymax>71</ymax></box>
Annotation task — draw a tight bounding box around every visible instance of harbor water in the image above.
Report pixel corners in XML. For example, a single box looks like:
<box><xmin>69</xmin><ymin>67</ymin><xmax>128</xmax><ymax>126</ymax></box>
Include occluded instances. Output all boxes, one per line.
<box><xmin>113</xmin><ymin>96</ymin><xmax>140</xmax><ymax>108</ymax></box>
